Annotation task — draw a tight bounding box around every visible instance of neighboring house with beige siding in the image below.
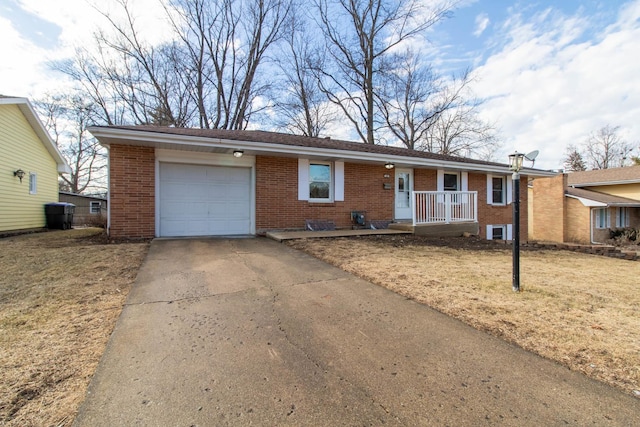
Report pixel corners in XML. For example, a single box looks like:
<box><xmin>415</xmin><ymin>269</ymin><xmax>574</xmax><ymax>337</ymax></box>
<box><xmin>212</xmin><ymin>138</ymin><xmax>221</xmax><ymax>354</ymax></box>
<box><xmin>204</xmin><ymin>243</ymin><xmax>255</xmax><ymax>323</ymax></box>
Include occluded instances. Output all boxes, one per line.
<box><xmin>0</xmin><ymin>96</ymin><xmax>70</xmax><ymax>234</ymax></box>
<box><xmin>531</xmin><ymin>167</ymin><xmax>640</xmax><ymax>244</ymax></box>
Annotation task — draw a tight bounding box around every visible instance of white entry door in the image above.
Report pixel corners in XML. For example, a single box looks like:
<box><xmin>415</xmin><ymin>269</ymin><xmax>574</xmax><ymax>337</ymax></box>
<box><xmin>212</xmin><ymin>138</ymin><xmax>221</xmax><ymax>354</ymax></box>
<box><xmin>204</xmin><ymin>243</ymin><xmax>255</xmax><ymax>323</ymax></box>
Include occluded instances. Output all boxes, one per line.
<box><xmin>395</xmin><ymin>168</ymin><xmax>413</xmax><ymax>220</ymax></box>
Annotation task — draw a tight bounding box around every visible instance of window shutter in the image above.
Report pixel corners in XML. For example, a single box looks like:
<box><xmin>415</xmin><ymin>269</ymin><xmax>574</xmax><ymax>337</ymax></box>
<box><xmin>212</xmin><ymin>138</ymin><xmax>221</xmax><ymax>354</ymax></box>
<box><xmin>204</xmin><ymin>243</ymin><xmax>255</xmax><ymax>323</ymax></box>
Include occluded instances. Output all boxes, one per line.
<box><xmin>298</xmin><ymin>159</ymin><xmax>309</xmax><ymax>201</ymax></box>
<box><xmin>461</xmin><ymin>172</ymin><xmax>468</xmax><ymax>191</ymax></box>
<box><xmin>334</xmin><ymin>161</ymin><xmax>344</xmax><ymax>201</ymax></box>
<box><xmin>486</xmin><ymin>225</ymin><xmax>493</xmax><ymax>240</ymax></box>
<box><xmin>507</xmin><ymin>224</ymin><xmax>513</xmax><ymax>241</ymax></box>
<box><xmin>437</xmin><ymin>170</ymin><xmax>444</xmax><ymax>191</ymax></box>
<box><xmin>506</xmin><ymin>175</ymin><xmax>513</xmax><ymax>204</ymax></box>
<box><xmin>486</xmin><ymin>175</ymin><xmax>493</xmax><ymax>204</ymax></box>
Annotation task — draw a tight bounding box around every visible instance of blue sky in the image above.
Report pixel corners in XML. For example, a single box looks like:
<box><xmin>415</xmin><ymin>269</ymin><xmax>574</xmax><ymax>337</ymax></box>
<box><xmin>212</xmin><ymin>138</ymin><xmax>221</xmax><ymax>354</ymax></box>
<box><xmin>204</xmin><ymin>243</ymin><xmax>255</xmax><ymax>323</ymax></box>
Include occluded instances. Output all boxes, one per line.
<box><xmin>1</xmin><ymin>0</ymin><xmax>639</xmax><ymax>170</ymax></box>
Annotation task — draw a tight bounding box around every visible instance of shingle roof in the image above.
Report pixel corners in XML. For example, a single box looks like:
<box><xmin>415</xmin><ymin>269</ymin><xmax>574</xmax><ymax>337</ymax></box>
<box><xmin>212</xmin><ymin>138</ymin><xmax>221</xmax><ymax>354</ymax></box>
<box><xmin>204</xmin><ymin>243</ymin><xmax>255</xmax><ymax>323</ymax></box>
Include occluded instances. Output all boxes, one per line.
<box><xmin>566</xmin><ymin>187</ymin><xmax>640</xmax><ymax>206</ymax></box>
<box><xmin>567</xmin><ymin>166</ymin><xmax>640</xmax><ymax>186</ymax></box>
<box><xmin>106</xmin><ymin>125</ymin><xmax>510</xmax><ymax>169</ymax></box>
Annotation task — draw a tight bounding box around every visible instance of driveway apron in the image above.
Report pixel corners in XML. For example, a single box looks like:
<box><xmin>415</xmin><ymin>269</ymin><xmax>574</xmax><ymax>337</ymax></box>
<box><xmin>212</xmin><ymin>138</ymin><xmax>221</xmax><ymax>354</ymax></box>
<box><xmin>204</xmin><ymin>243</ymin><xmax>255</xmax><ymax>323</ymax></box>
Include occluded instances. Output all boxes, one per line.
<box><xmin>74</xmin><ymin>238</ymin><xmax>640</xmax><ymax>426</ymax></box>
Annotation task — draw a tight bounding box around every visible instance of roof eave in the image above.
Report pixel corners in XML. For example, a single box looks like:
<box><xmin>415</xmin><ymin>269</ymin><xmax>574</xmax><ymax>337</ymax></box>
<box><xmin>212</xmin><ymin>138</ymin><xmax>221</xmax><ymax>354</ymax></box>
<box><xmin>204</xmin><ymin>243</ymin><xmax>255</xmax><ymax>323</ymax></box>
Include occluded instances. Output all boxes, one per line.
<box><xmin>89</xmin><ymin>127</ymin><xmax>557</xmax><ymax>177</ymax></box>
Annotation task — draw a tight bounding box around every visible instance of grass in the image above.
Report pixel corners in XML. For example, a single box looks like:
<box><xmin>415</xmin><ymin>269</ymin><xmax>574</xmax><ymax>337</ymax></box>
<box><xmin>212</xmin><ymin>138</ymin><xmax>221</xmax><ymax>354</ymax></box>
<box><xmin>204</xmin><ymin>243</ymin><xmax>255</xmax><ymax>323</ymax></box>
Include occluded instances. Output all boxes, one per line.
<box><xmin>286</xmin><ymin>235</ymin><xmax>640</xmax><ymax>397</ymax></box>
<box><xmin>0</xmin><ymin>228</ymin><xmax>149</xmax><ymax>426</ymax></box>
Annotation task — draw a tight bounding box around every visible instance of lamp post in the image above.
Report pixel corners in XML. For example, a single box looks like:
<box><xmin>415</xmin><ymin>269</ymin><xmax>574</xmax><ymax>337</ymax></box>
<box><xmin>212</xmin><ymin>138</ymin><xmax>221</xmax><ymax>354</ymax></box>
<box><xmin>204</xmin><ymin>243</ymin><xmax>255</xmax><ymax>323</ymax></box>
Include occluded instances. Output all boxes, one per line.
<box><xmin>508</xmin><ymin>152</ymin><xmax>525</xmax><ymax>292</ymax></box>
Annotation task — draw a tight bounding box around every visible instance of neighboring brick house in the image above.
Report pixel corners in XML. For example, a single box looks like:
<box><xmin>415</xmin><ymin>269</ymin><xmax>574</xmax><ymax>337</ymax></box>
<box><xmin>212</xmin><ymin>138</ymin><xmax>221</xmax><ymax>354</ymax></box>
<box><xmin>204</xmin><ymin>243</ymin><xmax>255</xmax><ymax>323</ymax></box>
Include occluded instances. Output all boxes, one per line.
<box><xmin>531</xmin><ymin>166</ymin><xmax>640</xmax><ymax>244</ymax></box>
<box><xmin>88</xmin><ymin>125</ymin><xmax>555</xmax><ymax>240</ymax></box>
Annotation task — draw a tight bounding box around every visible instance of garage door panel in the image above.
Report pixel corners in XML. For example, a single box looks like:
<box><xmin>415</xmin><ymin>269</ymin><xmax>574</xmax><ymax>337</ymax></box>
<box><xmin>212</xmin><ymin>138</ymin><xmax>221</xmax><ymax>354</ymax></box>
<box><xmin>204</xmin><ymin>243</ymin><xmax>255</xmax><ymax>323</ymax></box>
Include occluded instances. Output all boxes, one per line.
<box><xmin>159</xmin><ymin>163</ymin><xmax>252</xmax><ymax>237</ymax></box>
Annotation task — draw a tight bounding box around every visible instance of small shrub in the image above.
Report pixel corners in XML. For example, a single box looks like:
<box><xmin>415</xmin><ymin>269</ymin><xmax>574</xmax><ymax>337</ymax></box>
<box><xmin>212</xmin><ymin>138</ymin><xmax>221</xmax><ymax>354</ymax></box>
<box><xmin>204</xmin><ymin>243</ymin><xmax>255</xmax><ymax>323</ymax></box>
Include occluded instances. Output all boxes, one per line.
<box><xmin>609</xmin><ymin>227</ymin><xmax>639</xmax><ymax>245</ymax></box>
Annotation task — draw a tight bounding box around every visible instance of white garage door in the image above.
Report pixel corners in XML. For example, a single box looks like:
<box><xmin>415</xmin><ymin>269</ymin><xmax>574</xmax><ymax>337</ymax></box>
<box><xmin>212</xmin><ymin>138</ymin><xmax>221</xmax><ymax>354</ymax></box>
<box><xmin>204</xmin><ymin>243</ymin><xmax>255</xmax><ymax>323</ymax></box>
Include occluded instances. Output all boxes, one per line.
<box><xmin>159</xmin><ymin>163</ymin><xmax>252</xmax><ymax>237</ymax></box>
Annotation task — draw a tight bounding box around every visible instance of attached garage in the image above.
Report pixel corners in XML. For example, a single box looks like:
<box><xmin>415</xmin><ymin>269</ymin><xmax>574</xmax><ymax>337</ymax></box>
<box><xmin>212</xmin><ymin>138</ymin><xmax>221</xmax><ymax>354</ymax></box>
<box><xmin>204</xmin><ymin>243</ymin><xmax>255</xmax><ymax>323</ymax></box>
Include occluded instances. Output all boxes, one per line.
<box><xmin>158</xmin><ymin>162</ymin><xmax>253</xmax><ymax>237</ymax></box>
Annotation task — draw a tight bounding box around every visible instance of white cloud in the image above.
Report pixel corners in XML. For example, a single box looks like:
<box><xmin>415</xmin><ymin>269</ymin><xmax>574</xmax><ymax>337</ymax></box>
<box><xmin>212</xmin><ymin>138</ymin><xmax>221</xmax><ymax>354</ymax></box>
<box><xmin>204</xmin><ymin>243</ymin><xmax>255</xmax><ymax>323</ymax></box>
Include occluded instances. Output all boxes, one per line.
<box><xmin>472</xmin><ymin>1</ymin><xmax>640</xmax><ymax>169</ymax></box>
<box><xmin>0</xmin><ymin>0</ymin><xmax>176</xmax><ymax>99</ymax></box>
<box><xmin>473</xmin><ymin>13</ymin><xmax>490</xmax><ymax>37</ymax></box>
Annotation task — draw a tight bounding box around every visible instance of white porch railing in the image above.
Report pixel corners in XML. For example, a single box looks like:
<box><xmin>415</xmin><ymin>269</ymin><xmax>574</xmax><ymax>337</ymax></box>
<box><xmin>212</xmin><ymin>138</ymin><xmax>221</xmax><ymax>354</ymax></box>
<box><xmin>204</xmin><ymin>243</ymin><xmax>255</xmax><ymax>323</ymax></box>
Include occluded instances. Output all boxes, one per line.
<box><xmin>412</xmin><ymin>191</ymin><xmax>478</xmax><ymax>225</ymax></box>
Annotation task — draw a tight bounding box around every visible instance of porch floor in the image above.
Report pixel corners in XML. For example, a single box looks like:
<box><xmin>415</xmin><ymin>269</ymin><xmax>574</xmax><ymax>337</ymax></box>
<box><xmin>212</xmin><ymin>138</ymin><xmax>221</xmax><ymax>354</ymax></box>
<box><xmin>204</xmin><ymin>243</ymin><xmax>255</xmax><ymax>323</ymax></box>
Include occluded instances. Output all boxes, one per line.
<box><xmin>265</xmin><ymin>228</ymin><xmax>411</xmax><ymax>242</ymax></box>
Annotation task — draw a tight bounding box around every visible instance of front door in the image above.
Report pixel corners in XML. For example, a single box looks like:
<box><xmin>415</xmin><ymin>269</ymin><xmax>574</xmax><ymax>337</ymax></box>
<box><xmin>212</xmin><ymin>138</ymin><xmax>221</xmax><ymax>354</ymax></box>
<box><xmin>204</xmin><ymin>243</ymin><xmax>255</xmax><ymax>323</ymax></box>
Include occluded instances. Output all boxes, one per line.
<box><xmin>395</xmin><ymin>169</ymin><xmax>413</xmax><ymax>220</ymax></box>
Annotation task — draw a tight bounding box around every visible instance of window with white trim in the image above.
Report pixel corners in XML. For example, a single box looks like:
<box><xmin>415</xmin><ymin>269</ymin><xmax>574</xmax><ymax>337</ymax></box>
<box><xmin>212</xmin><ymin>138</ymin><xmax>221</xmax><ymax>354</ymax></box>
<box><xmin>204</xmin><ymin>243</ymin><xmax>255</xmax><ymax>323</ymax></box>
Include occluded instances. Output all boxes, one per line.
<box><xmin>29</xmin><ymin>172</ymin><xmax>37</xmax><ymax>194</ymax></box>
<box><xmin>492</xmin><ymin>225</ymin><xmax>505</xmax><ymax>240</ymax></box>
<box><xmin>309</xmin><ymin>162</ymin><xmax>332</xmax><ymax>201</ymax></box>
<box><xmin>90</xmin><ymin>201</ymin><xmax>102</xmax><ymax>214</ymax></box>
<box><xmin>443</xmin><ymin>173</ymin><xmax>459</xmax><ymax>191</ymax></box>
<box><xmin>616</xmin><ymin>207</ymin><xmax>629</xmax><ymax>228</ymax></box>
<box><xmin>486</xmin><ymin>224</ymin><xmax>511</xmax><ymax>241</ymax></box>
<box><xmin>491</xmin><ymin>176</ymin><xmax>506</xmax><ymax>205</ymax></box>
<box><xmin>595</xmin><ymin>208</ymin><xmax>610</xmax><ymax>229</ymax></box>
<box><xmin>298</xmin><ymin>159</ymin><xmax>344</xmax><ymax>203</ymax></box>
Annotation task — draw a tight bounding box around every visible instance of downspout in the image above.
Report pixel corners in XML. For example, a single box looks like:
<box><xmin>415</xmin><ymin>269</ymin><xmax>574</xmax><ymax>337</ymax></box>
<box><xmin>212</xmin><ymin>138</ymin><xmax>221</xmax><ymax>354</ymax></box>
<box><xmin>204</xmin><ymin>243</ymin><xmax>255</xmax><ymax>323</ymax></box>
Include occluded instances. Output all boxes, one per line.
<box><xmin>106</xmin><ymin>147</ymin><xmax>111</xmax><ymax>237</ymax></box>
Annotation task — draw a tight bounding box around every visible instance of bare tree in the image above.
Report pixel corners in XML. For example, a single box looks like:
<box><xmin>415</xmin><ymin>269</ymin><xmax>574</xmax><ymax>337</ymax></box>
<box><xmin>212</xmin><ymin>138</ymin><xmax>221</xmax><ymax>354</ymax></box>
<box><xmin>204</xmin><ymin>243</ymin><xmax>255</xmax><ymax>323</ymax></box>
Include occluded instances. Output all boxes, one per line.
<box><xmin>166</xmin><ymin>0</ymin><xmax>292</xmax><ymax>129</ymax></box>
<box><xmin>35</xmin><ymin>94</ymin><xmax>107</xmax><ymax>194</ymax></box>
<box><xmin>584</xmin><ymin>125</ymin><xmax>634</xmax><ymax>169</ymax></box>
<box><xmin>312</xmin><ymin>0</ymin><xmax>452</xmax><ymax>144</ymax></box>
<box><xmin>563</xmin><ymin>145</ymin><xmax>587</xmax><ymax>172</ymax></box>
<box><xmin>55</xmin><ymin>0</ymin><xmax>291</xmax><ymax>129</ymax></box>
<box><xmin>272</xmin><ymin>13</ymin><xmax>334</xmax><ymax>137</ymax></box>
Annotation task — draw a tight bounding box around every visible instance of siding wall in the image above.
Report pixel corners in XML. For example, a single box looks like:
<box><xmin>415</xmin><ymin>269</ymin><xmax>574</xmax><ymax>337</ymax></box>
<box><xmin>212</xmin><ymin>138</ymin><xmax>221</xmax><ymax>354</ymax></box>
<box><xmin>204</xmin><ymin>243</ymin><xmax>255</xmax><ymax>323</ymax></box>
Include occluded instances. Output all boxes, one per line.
<box><xmin>586</xmin><ymin>183</ymin><xmax>640</xmax><ymax>200</ymax></box>
<box><xmin>58</xmin><ymin>193</ymin><xmax>107</xmax><ymax>226</ymax></box>
<box><xmin>0</xmin><ymin>104</ymin><xmax>59</xmax><ymax>232</ymax></box>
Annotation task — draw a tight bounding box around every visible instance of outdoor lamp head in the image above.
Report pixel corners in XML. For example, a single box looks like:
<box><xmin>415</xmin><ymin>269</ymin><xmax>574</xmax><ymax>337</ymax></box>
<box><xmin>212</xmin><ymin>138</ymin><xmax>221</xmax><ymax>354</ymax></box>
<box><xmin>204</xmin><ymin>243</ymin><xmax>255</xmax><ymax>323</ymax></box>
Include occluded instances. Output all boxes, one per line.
<box><xmin>508</xmin><ymin>152</ymin><xmax>524</xmax><ymax>172</ymax></box>
<box><xmin>14</xmin><ymin>169</ymin><xmax>26</xmax><ymax>182</ymax></box>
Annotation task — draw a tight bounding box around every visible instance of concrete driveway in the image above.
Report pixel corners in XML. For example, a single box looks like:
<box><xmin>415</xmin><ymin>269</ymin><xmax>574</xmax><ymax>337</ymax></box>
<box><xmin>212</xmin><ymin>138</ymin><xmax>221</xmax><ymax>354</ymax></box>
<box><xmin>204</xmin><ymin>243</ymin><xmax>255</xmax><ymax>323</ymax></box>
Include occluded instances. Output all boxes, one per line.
<box><xmin>74</xmin><ymin>238</ymin><xmax>640</xmax><ymax>426</ymax></box>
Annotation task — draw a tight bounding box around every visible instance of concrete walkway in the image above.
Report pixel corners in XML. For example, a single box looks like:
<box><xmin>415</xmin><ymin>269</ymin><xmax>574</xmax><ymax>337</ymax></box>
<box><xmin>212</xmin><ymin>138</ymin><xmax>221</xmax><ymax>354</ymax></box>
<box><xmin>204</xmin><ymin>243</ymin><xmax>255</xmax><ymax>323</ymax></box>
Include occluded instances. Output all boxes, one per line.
<box><xmin>74</xmin><ymin>238</ymin><xmax>640</xmax><ymax>426</ymax></box>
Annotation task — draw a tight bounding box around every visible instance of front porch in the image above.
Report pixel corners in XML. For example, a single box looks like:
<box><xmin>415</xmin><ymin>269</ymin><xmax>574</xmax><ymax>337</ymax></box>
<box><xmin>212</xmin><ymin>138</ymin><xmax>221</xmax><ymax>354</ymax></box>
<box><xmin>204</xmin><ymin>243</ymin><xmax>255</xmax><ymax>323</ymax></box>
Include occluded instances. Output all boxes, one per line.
<box><xmin>267</xmin><ymin>191</ymin><xmax>480</xmax><ymax>240</ymax></box>
<box><xmin>390</xmin><ymin>191</ymin><xmax>479</xmax><ymax>236</ymax></box>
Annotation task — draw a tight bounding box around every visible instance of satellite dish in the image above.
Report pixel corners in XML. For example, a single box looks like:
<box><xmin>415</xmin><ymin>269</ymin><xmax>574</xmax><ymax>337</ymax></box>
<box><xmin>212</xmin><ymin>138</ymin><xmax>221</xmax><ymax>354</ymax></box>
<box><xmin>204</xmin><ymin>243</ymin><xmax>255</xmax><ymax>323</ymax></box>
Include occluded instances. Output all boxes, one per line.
<box><xmin>524</xmin><ymin>150</ymin><xmax>539</xmax><ymax>161</ymax></box>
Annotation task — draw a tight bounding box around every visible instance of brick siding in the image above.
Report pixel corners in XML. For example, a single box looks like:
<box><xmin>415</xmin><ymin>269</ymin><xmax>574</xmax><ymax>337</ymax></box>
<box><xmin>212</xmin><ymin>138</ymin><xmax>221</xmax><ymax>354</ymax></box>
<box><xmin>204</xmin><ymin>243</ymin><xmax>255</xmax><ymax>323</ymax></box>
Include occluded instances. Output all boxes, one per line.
<box><xmin>109</xmin><ymin>145</ymin><xmax>155</xmax><ymax>239</ymax></box>
<box><xmin>255</xmin><ymin>156</ymin><xmax>393</xmax><ymax>231</ymax></box>
<box><xmin>107</xmin><ymin>149</ymin><xmax>524</xmax><ymax>239</ymax></box>
<box><xmin>531</xmin><ymin>174</ymin><xmax>565</xmax><ymax>242</ymax></box>
<box><xmin>565</xmin><ymin>197</ymin><xmax>591</xmax><ymax>243</ymax></box>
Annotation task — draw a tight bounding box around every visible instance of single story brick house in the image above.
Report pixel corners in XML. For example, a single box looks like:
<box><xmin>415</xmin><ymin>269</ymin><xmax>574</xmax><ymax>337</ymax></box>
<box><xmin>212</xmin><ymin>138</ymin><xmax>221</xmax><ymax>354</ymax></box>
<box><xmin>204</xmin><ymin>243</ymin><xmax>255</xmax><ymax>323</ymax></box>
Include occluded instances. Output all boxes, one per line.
<box><xmin>88</xmin><ymin>125</ymin><xmax>555</xmax><ymax>240</ymax></box>
<box><xmin>531</xmin><ymin>166</ymin><xmax>640</xmax><ymax>244</ymax></box>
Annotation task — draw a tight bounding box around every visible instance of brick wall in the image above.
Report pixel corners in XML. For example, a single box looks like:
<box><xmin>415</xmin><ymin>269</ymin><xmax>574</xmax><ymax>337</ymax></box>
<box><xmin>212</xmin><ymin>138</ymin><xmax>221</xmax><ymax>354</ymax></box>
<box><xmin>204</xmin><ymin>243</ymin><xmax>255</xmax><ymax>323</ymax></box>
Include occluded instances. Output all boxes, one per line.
<box><xmin>565</xmin><ymin>198</ymin><xmax>591</xmax><ymax>243</ymax></box>
<box><xmin>255</xmin><ymin>156</ymin><xmax>393</xmax><ymax>231</ymax></box>
<box><xmin>109</xmin><ymin>145</ymin><xmax>155</xmax><ymax>239</ymax></box>
<box><xmin>531</xmin><ymin>174</ymin><xmax>565</xmax><ymax>242</ymax></box>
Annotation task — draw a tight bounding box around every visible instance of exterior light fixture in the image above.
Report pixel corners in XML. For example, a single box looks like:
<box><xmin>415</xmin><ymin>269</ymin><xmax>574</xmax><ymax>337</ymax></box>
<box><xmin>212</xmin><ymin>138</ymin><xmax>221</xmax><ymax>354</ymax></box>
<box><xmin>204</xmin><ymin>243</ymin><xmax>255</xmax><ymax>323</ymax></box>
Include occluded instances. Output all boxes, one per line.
<box><xmin>508</xmin><ymin>151</ymin><xmax>525</xmax><ymax>293</ymax></box>
<box><xmin>13</xmin><ymin>169</ymin><xmax>25</xmax><ymax>183</ymax></box>
<box><xmin>384</xmin><ymin>162</ymin><xmax>395</xmax><ymax>169</ymax></box>
<box><xmin>508</xmin><ymin>151</ymin><xmax>524</xmax><ymax>172</ymax></box>
<box><xmin>233</xmin><ymin>150</ymin><xmax>244</xmax><ymax>158</ymax></box>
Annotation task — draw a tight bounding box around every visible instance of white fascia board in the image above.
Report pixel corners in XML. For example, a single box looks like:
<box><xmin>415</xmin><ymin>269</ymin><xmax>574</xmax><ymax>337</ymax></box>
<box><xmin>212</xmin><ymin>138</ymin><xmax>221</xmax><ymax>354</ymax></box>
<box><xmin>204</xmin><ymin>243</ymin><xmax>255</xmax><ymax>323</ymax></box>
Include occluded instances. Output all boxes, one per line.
<box><xmin>566</xmin><ymin>194</ymin><xmax>607</xmax><ymax>207</ymax></box>
<box><xmin>89</xmin><ymin>127</ymin><xmax>557</xmax><ymax>177</ymax></box>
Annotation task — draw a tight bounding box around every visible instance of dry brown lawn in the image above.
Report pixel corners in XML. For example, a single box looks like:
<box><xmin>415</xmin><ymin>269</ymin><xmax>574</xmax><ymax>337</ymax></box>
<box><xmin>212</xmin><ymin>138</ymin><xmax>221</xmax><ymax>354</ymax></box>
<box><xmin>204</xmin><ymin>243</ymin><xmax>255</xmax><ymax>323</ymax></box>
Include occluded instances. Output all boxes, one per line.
<box><xmin>287</xmin><ymin>235</ymin><xmax>640</xmax><ymax>397</ymax></box>
<box><xmin>0</xmin><ymin>228</ymin><xmax>149</xmax><ymax>426</ymax></box>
